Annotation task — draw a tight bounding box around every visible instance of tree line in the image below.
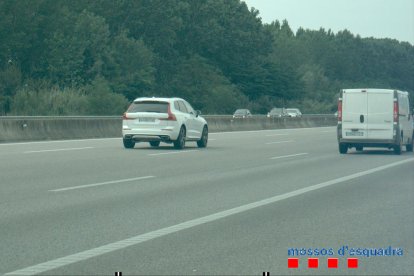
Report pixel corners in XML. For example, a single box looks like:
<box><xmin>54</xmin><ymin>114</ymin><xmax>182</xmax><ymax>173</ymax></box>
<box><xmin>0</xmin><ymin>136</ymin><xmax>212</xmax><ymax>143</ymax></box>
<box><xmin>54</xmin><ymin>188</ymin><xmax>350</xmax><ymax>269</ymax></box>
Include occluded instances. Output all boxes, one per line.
<box><xmin>1</xmin><ymin>0</ymin><xmax>413</xmax><ymax>115</ymax></box>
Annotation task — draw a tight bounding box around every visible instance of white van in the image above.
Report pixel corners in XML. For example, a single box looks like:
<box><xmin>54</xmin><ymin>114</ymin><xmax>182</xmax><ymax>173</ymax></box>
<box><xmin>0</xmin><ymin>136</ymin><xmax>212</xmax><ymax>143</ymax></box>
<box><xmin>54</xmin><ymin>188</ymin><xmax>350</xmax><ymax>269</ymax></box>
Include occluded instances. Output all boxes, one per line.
<box><xmin>337</xmin><ymin>88</ymin><xmax>413</xmax><ymax>154</ymax></box>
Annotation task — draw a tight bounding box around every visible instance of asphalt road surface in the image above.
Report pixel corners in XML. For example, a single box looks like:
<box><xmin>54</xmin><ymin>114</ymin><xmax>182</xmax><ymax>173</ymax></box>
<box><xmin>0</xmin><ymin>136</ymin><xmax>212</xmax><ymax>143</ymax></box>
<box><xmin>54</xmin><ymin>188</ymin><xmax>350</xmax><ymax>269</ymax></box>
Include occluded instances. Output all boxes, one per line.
<box><xmin>1</xmin><ymin>127</ymin><xmax>413</xmax><ymax>275</ymax></box>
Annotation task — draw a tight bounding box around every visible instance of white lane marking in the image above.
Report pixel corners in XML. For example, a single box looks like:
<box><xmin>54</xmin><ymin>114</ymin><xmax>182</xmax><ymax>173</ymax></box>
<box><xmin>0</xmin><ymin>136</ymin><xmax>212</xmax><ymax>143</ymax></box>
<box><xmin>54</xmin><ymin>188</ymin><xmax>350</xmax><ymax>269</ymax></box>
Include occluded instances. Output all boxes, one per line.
<box><xmin>7</xmin><ymin>157</ymin><xmax>414</xmax><ymax>276</ymax></box>
<box><xmin>265</xmin><ymin>134</ymin><xmax>289</xmax><ymax>137</ymax></box>
<box><xmin>321</xmin><ymin>130</ymin><xmax>334</xmax><ymax>133</ymax></box>
<box><xmin>49</xmin><ymin>176</ymin><xmax>155</xmax><ymax>192</ymax></box>
<box><xmin>270</xmin><ymin>152</ymin><xmax>308</xmax><ymax>159</ymax></box>
<box><xmin>24</xmin><ymin>147</ymin><xmax>94</xmax><ymax>154</ymax></box>
<box><xmin>265</xmin><ymin>140</ymin><xmax>293</xmax><ymax>145</ymax></box>
<box><xmin>209</xmin><ymin>139</ymin><xmax>217</xmax><ymax>141</ymax></box>
<box><xmin>0</xmin><ymin>138</ymin><xmax>119</xmax><ymax>146</ymax></box>
<box><xmin>148</xmin><ymin>150</ymin><xmax>199</xmax><ymax>156</ymax></box>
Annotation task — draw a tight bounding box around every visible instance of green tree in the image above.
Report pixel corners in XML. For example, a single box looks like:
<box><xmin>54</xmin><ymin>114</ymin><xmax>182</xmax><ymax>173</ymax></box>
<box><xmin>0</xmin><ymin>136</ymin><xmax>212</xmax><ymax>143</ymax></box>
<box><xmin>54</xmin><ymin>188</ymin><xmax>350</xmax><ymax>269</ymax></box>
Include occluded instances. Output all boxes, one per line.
<box><xmin>85</xmin><ymin>76</ymin><xmax>128</xmax><ymax>115</ymax></box>
<box><xmin>103</xmin><ymin>31</ymin><xmax>155</xmax><ymax>101</ymax></box>
<box><xmin>47</xmin><ymin>9</ymin><xmax>110</xmax><ymax>86</ymax></box>
<box><xmin>169</xmin><ymin>55</ymin><xmax>247</xmax><ymax>114</ymax></box>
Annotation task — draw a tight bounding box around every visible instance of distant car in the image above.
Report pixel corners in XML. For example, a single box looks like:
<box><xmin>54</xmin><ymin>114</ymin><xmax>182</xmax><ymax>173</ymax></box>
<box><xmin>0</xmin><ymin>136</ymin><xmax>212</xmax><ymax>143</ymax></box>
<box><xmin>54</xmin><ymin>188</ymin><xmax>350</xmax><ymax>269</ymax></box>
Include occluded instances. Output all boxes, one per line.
<box><xmin>334</xmin><ymin>111</ymin><xmax>338</xmax><ymax>117</ymax></box>
<box><xmin>267</xmin><ymin>108</ymin><xmax>287</xmax><ymax>118</ymax></box>
<box><xmin>286</xmin><ymin>108</ymin><xmax>302</xmax><ymax>117</ymax></box>
<box><xmin>122</xmin><ymin>97</ymin><xmax>208</xmax><ymax>149</ymax></box>
<box><xmin>233</xmin><ymin>109</ymin><xmax>252</xmax><ymax>118</ymax></box>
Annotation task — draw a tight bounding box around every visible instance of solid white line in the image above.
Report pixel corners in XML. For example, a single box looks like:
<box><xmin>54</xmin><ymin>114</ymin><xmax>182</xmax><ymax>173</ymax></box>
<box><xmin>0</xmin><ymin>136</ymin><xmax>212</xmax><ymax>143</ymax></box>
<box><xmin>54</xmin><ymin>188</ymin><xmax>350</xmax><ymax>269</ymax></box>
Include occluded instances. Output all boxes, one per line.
<box><xmin>265</xmin><ymin>134</ymin><xmax>289</xmax><ymax>137</ymax></box>
<box><xmin>49</xmin><ymin>176</ymin><xmax>155</xmax><ymax>192</ymax></box>
<box><xmin>7</xmin><ymin>157</ymin><xmax>414</xmax><ymax>275</ymax></box>
<box><xmin>24</xmin><ymin>147</ymin><xmax>94</xmax><ymax>154</ymax></box>
<box><xmin>148</xmin><ymin>150</ymin><xmax>199</xmax><ymax>156</ymax></box>
<box><xmin>265</xmin><ymin>140</ymin><xmax>293</xmax><ymax>145</ymax></box>
<box><xmin>270</xmin><ymin>152</ymin><xmax>308</xmax><ymax>159</ymax></box>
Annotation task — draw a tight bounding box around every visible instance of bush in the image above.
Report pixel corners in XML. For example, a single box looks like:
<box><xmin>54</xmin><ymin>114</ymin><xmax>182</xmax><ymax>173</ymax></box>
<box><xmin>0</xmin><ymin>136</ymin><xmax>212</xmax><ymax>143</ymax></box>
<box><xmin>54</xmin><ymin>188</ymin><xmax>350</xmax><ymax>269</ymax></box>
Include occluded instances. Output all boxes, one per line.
<box><xmin>10</xmin><ymin>77</ymin><xmax>129</xmax><ymax>115</ymax></box>
<box><xmin>10</xmin><ymin>86</ymin><xmax>89</xmax><ymax>115</ymax></box>
<box><xmin>84</xmin><ymin>76</ymin><xmax>129</xmax><ymax>115</ymax></box>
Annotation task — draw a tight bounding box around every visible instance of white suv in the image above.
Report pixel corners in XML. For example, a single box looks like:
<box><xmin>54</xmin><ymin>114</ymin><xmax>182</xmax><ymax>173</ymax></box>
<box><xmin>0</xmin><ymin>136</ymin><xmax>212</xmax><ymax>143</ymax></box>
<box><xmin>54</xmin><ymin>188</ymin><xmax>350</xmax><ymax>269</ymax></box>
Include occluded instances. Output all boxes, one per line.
<box><xmin>122</xmin><ymin>97</ymin><xmax>208</xmax><ymax>149</ymax></box>
<box><xmin>286</xmin><ymin>108</ymin><xmax>302</xmax><ymax>117</ymax></box>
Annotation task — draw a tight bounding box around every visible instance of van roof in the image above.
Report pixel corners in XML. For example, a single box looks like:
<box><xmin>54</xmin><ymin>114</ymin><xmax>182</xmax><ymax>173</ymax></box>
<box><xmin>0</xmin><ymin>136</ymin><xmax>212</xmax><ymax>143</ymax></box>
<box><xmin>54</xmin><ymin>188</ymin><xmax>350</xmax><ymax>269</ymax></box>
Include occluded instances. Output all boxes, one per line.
<box><xmin>342</xmin><ymin>88</ymin><xmax>408</xmax><ymax>95</ymax></box>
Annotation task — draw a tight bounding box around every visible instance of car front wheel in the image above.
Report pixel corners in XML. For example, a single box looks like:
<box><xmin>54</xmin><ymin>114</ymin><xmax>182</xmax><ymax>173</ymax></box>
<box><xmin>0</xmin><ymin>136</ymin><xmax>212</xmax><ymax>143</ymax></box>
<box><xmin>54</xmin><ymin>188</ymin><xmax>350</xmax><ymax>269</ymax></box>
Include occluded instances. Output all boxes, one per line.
<box><xmin>197</xmin><ymin>126</ymin><xmax>208</xmax><ymax>148</ymax></box>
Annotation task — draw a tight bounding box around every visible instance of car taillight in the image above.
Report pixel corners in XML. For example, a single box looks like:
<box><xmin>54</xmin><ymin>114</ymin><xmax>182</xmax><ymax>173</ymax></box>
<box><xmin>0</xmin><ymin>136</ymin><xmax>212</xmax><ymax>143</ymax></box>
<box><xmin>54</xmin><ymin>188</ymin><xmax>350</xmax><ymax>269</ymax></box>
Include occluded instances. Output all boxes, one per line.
<box><xmin>337</xmin><ymin>99</ymin><xmax>342</xmax><ymax>122</ymax></box>
<box><xmin>159</xmin><ymin>104</ymin><xmax>177</xmax><ymax>121</ymax></box>
<box><xmin>393</xmin><ymin>100</ymin><xmax>398</xmax><ymax>123</ymax></box>
<box><xmin>122</xmin><ymin>113</ymin><xmax>133</xmax><ymax>120</ymax></box>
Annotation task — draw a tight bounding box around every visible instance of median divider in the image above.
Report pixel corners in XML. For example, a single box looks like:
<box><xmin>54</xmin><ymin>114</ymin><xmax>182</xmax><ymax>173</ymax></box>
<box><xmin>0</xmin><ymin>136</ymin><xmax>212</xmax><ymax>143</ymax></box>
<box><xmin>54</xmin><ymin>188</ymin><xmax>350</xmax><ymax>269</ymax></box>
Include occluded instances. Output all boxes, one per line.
<box><xmin>0</xmin><ymin>116</ymin><xmax>120</xmax><ymax>143</ymax></box>
<box><xmin>0</xmin><ymin>115</ymin><xmax>337</xmax><ymax>143</ymax></box>
<box><xmin>207</xmin><ymin>115</ymin><xmax>336</xmax><ymax>132</ymax></box>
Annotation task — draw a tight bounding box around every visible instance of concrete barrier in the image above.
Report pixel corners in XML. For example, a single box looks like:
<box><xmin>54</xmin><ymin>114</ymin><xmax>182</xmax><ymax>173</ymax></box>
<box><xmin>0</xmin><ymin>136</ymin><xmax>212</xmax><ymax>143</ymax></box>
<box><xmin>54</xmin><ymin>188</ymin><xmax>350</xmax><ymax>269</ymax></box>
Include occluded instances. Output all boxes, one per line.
<box><xmin>0</xmin><ymin>116</ymin><xmax>121</xmax><ymax>143</ymax></box>
<box><xmin>206</xmin><ymin>115</ymin><xmax>337</xmax><ymax>132</ymax></box>
<box><xmin>0</xmin><ymin>115</ymin><xmax>337</xmax><ymax>143</ymax></box>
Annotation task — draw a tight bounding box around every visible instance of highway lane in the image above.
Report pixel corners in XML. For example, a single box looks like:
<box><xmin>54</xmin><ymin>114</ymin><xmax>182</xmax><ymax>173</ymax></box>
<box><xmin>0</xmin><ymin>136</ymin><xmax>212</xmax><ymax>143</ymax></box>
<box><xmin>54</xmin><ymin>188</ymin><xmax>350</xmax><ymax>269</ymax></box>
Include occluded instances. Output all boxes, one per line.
<box><xmin>1</xmin><ymin>126</ymin><xmax>413</xmax><ymax>275</ymax></box>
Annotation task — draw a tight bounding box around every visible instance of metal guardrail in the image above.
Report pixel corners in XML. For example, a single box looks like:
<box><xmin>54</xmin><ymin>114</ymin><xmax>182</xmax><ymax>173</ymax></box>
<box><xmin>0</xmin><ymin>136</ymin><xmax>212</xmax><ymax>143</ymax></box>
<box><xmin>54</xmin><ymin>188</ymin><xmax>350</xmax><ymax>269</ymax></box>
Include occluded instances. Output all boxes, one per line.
<box><xmin>0</xmin><ymin>114</ymin><xmax>336</xmax><ymax>119</ymax></box>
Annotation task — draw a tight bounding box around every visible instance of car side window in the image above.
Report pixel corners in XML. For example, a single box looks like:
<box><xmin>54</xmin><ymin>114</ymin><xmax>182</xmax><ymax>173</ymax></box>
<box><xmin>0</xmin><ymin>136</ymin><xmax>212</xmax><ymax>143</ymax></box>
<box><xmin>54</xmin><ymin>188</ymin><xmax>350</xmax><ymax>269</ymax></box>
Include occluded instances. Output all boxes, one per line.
<box><xmin>178</xmin><ymin>101</ymin><xmax>188</xmax><ymax>113</ymax></box>
<box><xmin>174</xmin><ymin>101</ymin><xmax>180</xmax><ymax>111</ymax></box>
<box><xmin>183</xmin><ymin>101</ymin><xmax>195</xmax><ymax>114</ymax></box>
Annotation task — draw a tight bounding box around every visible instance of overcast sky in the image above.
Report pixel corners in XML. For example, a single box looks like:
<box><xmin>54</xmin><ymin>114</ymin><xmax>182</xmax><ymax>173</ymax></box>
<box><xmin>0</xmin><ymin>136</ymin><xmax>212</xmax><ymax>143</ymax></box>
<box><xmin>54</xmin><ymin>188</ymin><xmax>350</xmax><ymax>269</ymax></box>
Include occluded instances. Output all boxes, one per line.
<box><xmin>243</xmin><ymin>0</ymin><xmax>414</xmax><ymax>44</ymax></box>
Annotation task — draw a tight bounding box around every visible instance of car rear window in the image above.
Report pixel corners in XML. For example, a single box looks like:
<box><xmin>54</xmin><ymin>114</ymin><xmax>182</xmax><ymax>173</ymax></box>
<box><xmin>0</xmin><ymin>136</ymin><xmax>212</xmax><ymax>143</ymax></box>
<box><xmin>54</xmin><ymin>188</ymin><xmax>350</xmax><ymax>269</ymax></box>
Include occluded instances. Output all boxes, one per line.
<box><xmin>127</xmin><ymin>101</ymin><xmax>168</xmax><ymax>113</ymax></box>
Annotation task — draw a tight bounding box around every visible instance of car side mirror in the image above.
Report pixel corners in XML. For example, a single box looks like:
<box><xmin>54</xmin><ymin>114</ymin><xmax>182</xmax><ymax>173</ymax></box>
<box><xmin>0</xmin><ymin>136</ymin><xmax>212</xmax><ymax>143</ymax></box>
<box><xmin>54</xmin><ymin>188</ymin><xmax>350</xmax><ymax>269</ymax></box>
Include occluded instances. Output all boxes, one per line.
<box><xmin>195</xmin><ymin>110</ymin><xmax>201</xmax><ymax>117</ymax></box>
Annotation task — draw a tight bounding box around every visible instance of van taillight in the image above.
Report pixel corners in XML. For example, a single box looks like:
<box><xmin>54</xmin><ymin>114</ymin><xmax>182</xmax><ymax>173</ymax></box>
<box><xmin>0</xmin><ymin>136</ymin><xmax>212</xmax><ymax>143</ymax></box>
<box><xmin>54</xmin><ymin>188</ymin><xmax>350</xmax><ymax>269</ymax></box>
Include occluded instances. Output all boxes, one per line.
<box><xmin>393</xmin><ymin>101</ymin><xmax>398</xmax><ymax>122</ymax></box>
<box><xmin>122</xmin><ymin>113</ymin><xmax>133</xmax><ymax>120</ymax></box>
<box><xmin>159</xmin><ymin>104</ymin><xmax>177</xmax><ymax>121</ymax></box>
<box><xmin>338</xmin><ymin>99</ymin><xmax>342</xmax><ymax>122</ymax></box>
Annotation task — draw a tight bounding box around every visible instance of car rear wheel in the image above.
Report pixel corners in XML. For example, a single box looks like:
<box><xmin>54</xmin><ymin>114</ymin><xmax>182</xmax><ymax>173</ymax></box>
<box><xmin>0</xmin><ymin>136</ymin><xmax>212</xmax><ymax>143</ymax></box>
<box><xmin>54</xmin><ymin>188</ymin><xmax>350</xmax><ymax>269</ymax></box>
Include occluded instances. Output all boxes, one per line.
<box><xmin>197</xmin><ymin>126</ymin><xmax>208</xmax><ymax>148</ymax></box>
<box><xmin>149</xmin><ymin>141</ymin><xmax>160</xmax><ymax>147</ymax></box>
<box><xmin>394</xmin><ymin>134</ymin><xmax>402</xmax><ymax>155</ymax></box>
<box><xmin>174</xmin><ymin>127</ymin><xmax>186</xmax><ymax>149</ymax></box>
<box><xmin>339</xmin><ymin>143</ymin><xmax>348</xmax><ymax>154</ymax></box>
<box><xmin>406</xmin><ymin>134</ymin><xmax>413</xmax><ymax>152</ymax></box>
<box><xmin>123</xmin><ymin>138</ymin><xmax>135</xmax><ymax>149</ymax></box>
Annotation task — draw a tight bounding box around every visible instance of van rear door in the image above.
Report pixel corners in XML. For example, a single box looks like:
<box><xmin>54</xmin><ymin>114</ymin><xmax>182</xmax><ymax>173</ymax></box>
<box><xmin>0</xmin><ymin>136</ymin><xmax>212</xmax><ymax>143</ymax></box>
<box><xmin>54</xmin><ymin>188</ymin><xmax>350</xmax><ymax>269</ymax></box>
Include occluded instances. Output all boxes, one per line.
<box><xmin>366</xmin><ymin>91</ymin><xmax>393</xmax><ymax>139</ymax></box>
<box><xmin>342</xmin><ymin>90</ymin><xmax>368</xmax><ymax>139</ymax></box>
